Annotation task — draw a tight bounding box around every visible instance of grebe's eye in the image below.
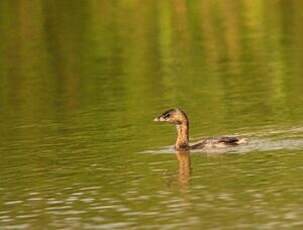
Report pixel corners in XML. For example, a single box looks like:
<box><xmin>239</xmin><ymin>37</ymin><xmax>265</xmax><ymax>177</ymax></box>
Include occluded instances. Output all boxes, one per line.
<box><xmin>163</xmin><ymin>113</ymin><xmax>170</xmax><ymax>119</ymax></box>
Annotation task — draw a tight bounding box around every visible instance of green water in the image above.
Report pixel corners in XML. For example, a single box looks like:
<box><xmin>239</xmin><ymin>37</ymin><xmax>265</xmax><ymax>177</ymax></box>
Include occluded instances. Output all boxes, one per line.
<box><xmin>1</xmin><ymin>0</ymin><xmax>303</xmax><ymax>229</ymax></box>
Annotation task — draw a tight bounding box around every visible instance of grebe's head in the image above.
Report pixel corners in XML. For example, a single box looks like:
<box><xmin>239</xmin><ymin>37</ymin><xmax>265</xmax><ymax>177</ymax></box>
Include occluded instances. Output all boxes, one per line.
<box><xmin>153</xmin><ymin>108</ymin><xmax>188</xmax><ymax>125</ymax></box>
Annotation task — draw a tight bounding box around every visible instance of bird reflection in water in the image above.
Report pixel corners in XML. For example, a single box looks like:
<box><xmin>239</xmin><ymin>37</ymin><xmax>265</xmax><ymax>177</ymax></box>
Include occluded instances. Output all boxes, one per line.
<box><xmin>175</xmin><ymin>150</ymin><xmax>191</xmax><ymax>192</ymax></box>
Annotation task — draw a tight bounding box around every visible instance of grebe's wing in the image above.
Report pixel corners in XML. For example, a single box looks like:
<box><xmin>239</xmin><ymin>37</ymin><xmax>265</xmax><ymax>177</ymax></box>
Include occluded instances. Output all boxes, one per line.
<box><xmin>217</xmin><ymin>136</ymin><xmax>240</xmax><ymax>144</ymax></box>
<box><xmin>190</xmin><ymin>137</ymin><xmax>238</xmax><ymax>148</ymax></box>
<box><xmin>190</xmin><ymin>136</ymin><xmax>247</xmax><ymax>149</ymax></box>
<box><xmin>218</xmin><ymin>136</ymin><xmax>249</xmax><ymax>145</ymax></box>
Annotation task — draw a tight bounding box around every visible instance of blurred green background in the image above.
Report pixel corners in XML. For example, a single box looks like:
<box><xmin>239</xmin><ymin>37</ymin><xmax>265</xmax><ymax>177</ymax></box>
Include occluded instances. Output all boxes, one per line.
<box><xmin>1</xmin><ymin>0</ymin><xmax>303</xmax><ymax>229</ymax></box>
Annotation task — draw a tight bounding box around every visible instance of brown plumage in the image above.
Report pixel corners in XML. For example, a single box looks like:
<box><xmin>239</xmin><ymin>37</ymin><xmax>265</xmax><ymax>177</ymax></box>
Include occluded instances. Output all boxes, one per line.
<box><xmin>154</xmin><ymin>108</ymin><xmax>247</xmax><ymax>150</ymax></box>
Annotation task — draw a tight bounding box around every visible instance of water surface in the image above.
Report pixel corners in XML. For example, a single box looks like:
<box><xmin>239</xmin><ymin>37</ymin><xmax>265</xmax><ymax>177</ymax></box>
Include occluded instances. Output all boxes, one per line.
<box><xmin>1</xmin><ymin>0</ymin><xmax>303</xmax><ymax>229</ymax></box>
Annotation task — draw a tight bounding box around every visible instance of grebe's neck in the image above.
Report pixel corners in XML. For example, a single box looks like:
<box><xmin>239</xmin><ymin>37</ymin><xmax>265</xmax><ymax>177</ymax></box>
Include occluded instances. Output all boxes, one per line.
<box><xmin>175</xmin><ymin>121</ymin><xmax>189</xmax><ymax>150</ymax></box>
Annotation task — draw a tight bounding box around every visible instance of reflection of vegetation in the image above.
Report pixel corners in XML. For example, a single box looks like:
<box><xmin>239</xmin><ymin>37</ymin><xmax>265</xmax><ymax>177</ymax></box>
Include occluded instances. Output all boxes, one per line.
<box><xmin>0</xmin><ymin>2</ymin><xmax>302</xmax><ymax>160</ymax></box>
<box><xmin>0</xmin><ymin>0</ymin><xmax>302</xmax><ymax>153</ymax></box>
<box><xmin>0</xmin><ymin>0</ymin><xmax>302</xmax><ymax>145</ymax></box>
<box><xmin>1</xmin><ymin>1</ymin><xmax>303</xmax><ymax>228</ymax></box>
<box><xmin>0</xmin><ymin>1</ymin><xmax>302</xmax><ymax>124</ymax></box>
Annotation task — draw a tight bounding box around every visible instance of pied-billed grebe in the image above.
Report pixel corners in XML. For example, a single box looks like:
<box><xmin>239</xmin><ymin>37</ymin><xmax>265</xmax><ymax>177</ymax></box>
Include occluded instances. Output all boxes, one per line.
<box><xmin>154</xmin><ymin>108</ymin><xmax>247</xmax><ymax>150</ymax></box>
